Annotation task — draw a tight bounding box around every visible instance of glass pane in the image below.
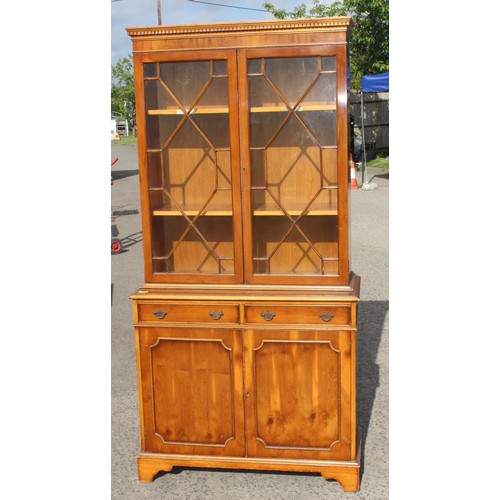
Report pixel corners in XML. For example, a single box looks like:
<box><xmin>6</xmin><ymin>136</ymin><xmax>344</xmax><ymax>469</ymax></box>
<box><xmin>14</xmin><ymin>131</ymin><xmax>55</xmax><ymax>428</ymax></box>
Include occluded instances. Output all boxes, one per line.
<box><xmin>213</xmin><ymin>60</ymin><xmax>227</xmax><ymax>76</ymax></box>
<box><xmin>145</xmin><ymin>114</ymin><xmax>184</xmax><ymax>150</ymax></box>
<box><xmin>265</xmin><ymin>57</ymin><xmax>318</xmax><ymax>107</ymax></box>
<box><xmin>171</xmin><ymin>224</ymin><xmax>219</xmax><ymax>274</ymax></box>
<box><xmin>320</xmin><ymin>56</ymin><xmax>336</xmax><ymax>72</ymax></box>
<box><xmin>143</xmin><ymin>62</ymin><xmax>158</xmax><ymax>78</ymax></box>
<box><xmin>301</xmin><ymin>72</ymin><xmax>336</xmax><ymax>106</ymax></box>
<box><xmin>152</xmin><ymin>217</ymin><xmax>234</xmax><ymax>275</ymax></box>
<box><xmin>252</xmin><ymin>215</ymin><xmax>289</xmax><ymax>269</ymax></box>
<box><xmin>297</xmin><ymin>216</ymin><xmax>339</xmax><ymax>260</ymax></box>
<box><xmin>214</xmin><ymin>150</ymin><xmax>232</xmax><ymax>190</ymax></box>
<box><xmin>269</xmin><ymin>113</ymin><xmax>315</xmax><ymax>148</ymax></box>
<box><xmin>147</xmin><ymin>151</ymin><xmax>162</xmax><ymax>189</ymax></box>
<box><xmin>249</xmin><ymin>110</ymin><xmax>285</xmax><ymax>148</ymax></box>
<box><xmin>193</xmin><ymin>75</ymin><xmax>228</xmax><ymax>110</ymax></box>
<box><xmin>144</xmin><ymin>79</ymin><xmax>178</xmax><ymax>111</ymax></box>
<box><xmin>262</xmin><ymin>115</ymin><xmax>321</xmax><ymax>214</ymax></box>
<box><xmin>321</xmin><ymin>149</ymin><xmax>338</xmax><ymax>186</ymax></box>
<box><xmin>252</xmin><ymin>190</ymin><xmax>283</xmax><ymax>216</ymax></box>
<box><xmin>250</xmin><ymin>149</ymin><xmax>266</xmax><ymax>188</ymax></box>
<box><xmin>248</xmin><ymin>75</ymin><xmax>285</xmax><ymax>109</ymax></box>
<box><xmin>191</xmin><ymin>77</ymin><xmax>230</xmax><ymax>148</ymax></box>
<box><xmin>298</xmin><ymin>109</ymin><xmax>337</xmax><ymax>147</ymax></box>
<box><xmin>247</xmin><ymin>58</ymin><xmax>263</xmax><ymax>75</ymax></box>
<box><xmin>159</xmin><ymin>61</ymin><xmax>211</xmax><ymax>109</ymax></box>
<box><xmin>251</xmin><ymin>215</ymin><xmax>339</xmax><ymax>276</ymax></box>
<box><xmin>144</xmin><ymin>58</ymin><xmax>235</xmax><ymax>277</ymax></box>
<box><xmin>163</xmin><ymin>120</ymin><xmax>216</xmax><ymax>212</ymax></box>
<box><xmin>269</xmin><ymin>226</ymin><xmax>322</xmax><ymax>275</ymax></box>
<box><xmin>248</xmin><ymin>54</ymin><xmax>340</xmax><ymax>278</ymax></box>
<box><xmin>192</xmin><ymin>114</ymin><xmax>230</xmax><ymax>149</ymax></box>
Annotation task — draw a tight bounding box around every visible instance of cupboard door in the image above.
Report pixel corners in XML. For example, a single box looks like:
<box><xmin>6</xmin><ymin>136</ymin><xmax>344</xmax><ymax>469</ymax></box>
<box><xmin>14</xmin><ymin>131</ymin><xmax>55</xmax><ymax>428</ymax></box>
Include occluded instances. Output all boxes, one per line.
<box><xmin>238</xmin><ymin>46</ymin><xmax>349</xmax><ymax>285</ymax></box>
<box><xmin>136</xmin><ymin>50</ymin><xmax>243</xmax><ymax>283</ymax></box>
<box><xmin>244</xmin><ymin>329</ymin><xmax>354</xmax><ymax>460</ymax></box>
<box><xmin>136</xmin><ymin>327</ymin><xmax>245</xmax><ymax>456</ymax></box>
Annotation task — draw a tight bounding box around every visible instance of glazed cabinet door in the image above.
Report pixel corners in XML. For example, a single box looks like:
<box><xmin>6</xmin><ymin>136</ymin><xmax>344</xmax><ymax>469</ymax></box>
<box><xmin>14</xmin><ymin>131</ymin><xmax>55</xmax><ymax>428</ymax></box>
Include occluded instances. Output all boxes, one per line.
<box><xmin>238</xmin><ymin>46</ymin><xmax>350</xmax><ymax>285</ymax></box>
<box><xmin>134</xmin><ymin>50</ymin><xmax>244</xmax><ymax>283</ymax></box>
<box><xmin>136</xmin><ymin>327</ymin><xmax>245</xmax><ymax>456</ymax></box>
<box><xmin>244</xmin><ymin>329</ymin><xmax>355</xmax><ymax>461</ymax></box>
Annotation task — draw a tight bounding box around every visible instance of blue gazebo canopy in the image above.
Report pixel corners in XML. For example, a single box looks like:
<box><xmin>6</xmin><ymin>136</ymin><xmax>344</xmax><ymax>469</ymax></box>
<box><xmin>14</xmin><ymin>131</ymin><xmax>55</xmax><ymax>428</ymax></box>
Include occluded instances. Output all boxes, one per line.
<box><xmin>356</xmin><ymin>71</ymin><xmax>389</xmax><ymax>185</ymax></box>
<box><xmin>361</xmin><ymin>71</ymin><xmax>389</xmax><ymax>92</ymax></box>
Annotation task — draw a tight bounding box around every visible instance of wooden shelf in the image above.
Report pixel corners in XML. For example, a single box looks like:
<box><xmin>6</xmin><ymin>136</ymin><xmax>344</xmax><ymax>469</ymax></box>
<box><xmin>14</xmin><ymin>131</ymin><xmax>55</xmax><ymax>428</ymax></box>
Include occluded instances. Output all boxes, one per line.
<box><xmin>147</xmin><ymin>104</ymin><xmax>336</xmax><ymax>115</ymax></box>
<box><xmin>152</xmin><ymin>202</ymin><xmax>338</xmax><ymax>217</ymax></box>
<box><xmin>250</xmin><ymin>104</ymin><xmax>336</xmax><ymax>113</ymax></box>
<box><xmin>148</xmin><ymin>107</ymin><xmax>229</xmax><ymax>115</ymax></box>
<box><xmin>153</xmin><ymin>203</ymin><xmax>233</xmax><ymax>216</ymax></box>
<box><xmin>253</xmin><ymin>202</ymin><xmax>338</xmax><ymax>216</ymax></box>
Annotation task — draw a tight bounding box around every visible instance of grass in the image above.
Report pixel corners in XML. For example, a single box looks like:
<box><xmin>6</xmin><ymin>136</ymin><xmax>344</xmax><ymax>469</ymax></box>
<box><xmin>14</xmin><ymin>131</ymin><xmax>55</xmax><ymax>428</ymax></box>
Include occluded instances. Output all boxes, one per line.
<box><xmin>113</xmin><ymin>135</ymin><xmax>137</xmax><ymax>145</ymax></box>
<box><xmin>367</xmin><ymin>155</ymin><xmax>389</xmax><ymax>169</ymax></box>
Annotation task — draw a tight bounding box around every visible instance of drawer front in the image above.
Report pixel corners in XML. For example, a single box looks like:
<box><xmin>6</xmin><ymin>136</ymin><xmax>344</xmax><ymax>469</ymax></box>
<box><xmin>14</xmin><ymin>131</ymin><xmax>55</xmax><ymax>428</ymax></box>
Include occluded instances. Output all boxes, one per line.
<box><xmin>244</xmin><ymin>304</ymin><xmax>351</xmax><ymax>326</ymax></box>
<box><xmin>137</xmin><ymin>303</ymin><xmax>240</xmax><ymax>324</ymax></box>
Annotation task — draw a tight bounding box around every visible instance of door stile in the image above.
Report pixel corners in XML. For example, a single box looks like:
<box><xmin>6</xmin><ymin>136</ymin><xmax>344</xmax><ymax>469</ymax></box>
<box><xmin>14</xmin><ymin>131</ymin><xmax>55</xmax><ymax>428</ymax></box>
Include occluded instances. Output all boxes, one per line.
<box><xmin>237</xmin><ymin>49</ymin><xmax>254</xmax><ymax>284</ymax></box>
<box><xmin>132</xmin><ymin>52</ymin><xmax>154</xmax><ymax>282</ymax></box>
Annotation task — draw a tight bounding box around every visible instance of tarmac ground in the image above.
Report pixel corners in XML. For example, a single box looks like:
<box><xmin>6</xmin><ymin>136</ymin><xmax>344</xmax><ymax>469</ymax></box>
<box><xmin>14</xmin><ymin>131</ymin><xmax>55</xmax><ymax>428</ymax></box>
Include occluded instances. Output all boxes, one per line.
<box><xmin>111</xmin><ymin>141</ymin><xmax>389</xmax><ymax>499</ymax></box>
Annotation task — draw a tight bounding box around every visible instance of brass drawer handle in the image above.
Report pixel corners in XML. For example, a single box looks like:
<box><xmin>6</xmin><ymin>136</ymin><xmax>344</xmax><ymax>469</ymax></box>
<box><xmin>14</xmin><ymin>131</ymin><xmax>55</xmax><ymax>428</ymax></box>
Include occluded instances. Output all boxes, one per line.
<box><xmin>319</xmin><ymin>311</ymin><xmax>335</xmax><ymax>322</ymax></box>
<box><xmin>209</xmin><ymin>309</ymin><xmax>224</xmax><ymax>320</ymax></box>
<box><xmin>261</xmin><ymin>310</ymin><xmax>276</xmax><ymax>321</ymax></box>
<box><xmin>152</xmin><ymin>308</ymin><xmax>168</xmax><ymax>319</ymax></box>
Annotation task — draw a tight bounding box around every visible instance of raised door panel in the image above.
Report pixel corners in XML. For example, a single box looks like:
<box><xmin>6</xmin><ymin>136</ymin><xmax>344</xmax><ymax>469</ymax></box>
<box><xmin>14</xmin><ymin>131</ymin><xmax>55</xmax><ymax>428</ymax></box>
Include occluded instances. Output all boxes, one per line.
<box><xmin>137</xmin><ymin>327</ymin><xmax>245</xmax><ymax>456</ymax></box>
<box><xmin>244</xmin><ymin>329</ymin><xmax>353</xmax><ymax>460</ymax></box>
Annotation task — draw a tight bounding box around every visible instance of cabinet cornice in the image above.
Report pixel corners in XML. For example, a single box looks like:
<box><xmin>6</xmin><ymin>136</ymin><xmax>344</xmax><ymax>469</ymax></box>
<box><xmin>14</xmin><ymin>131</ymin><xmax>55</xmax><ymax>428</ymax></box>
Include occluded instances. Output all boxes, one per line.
<box><xmin>126</xmin><ymin>16</ymin><xmax>351</xmax><ymax>39</ymax></box>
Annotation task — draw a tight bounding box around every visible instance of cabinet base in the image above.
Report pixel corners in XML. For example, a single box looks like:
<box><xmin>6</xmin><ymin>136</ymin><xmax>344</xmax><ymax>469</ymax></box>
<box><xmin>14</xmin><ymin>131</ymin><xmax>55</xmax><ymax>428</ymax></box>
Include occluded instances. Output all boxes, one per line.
<box><xmin>137</xmin><ymin>431</ymin><xmax>361</xmax><ymax>492</ymax></box>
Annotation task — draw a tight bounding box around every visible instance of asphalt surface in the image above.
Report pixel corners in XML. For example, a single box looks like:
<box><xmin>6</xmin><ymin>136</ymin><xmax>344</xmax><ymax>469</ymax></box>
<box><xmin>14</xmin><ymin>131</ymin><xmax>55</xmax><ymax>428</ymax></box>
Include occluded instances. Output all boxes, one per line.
<box><xmin>111</xmin><ymin>141</ymin><xmax>389</xmax><ymax>499</ymax></box>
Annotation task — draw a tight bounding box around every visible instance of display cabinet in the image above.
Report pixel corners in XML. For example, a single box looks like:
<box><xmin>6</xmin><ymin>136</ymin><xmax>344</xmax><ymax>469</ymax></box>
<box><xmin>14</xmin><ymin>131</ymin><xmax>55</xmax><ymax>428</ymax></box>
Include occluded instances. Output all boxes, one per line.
<box><xmin>128</xmin><ymin>17</ymin><xmax>361</xmax><ymax>492</ymax></box>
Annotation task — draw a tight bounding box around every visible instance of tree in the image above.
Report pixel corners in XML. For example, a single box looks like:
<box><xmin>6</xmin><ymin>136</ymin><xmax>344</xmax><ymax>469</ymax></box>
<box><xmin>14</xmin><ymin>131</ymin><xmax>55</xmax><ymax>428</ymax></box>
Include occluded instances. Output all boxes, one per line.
<box><xmin>263</xmin><ymin>0</ymin><xmax>388</xmax><ymax>90</ymax></box>
<box><xmin>111</xmin><ymin>55</ymin><xmax>136</xmax><ymax>133</ymax></box>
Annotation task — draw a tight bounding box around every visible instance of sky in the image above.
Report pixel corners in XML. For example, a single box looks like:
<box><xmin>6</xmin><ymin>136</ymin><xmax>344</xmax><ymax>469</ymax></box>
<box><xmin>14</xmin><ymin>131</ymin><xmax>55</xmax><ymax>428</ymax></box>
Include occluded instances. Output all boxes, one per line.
<box><xmin>111</xmin><ymin>0</ymin><xmax>288</xmax><ymax>64</ymax></box>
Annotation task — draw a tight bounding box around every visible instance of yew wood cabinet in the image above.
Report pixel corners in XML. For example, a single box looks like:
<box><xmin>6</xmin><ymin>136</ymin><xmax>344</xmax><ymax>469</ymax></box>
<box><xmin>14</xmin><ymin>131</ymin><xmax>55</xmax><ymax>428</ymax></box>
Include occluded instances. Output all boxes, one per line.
<box><xmin>127</xmin><ymin>17</ymin><xmax>361</xmax><ymax>492</ymax></box>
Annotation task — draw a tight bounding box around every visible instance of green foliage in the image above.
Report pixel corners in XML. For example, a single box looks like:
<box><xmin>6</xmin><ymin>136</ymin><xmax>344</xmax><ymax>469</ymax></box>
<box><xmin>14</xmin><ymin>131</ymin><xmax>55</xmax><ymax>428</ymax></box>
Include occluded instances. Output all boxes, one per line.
<box><xmin>263</xmin><ymin>0</ymin><xmax>343</xmax><ymax>18</ymax></box>
<box><xmin>367</xmin><ymin>154</ymin><xmax>389</xmax><ymax>169</ymax></box>
<box><xmin>262</xmin><ymin>0</ymin><xmax>389</xmax><ymax>90</ymax></box>
<box><xmin>111</xmin><ymin>55</ymin><xmax>136</xmax><ymax>130</ymax></box>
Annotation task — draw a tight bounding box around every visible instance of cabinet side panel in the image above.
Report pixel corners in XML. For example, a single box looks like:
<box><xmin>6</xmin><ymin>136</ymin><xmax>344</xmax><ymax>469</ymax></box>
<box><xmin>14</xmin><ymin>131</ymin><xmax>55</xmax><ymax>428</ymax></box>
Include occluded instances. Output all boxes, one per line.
<box><xmin>349</xmin><ymin>328</ymin><xmax>357</xmax><ymax>459</ymax></box>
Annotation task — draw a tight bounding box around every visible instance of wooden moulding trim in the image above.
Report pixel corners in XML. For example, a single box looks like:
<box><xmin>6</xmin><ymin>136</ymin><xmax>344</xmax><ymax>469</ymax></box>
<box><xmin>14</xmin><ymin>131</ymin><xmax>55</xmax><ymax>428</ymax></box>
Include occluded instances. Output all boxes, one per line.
<box><xmin>129</xmin><ymin>272</ymin><xmax>361</xmax><ymax>301</ymax></box>
<box><xmin>137</xmin><ymin>451</ymin><xmax>360</xmax><ymax>469</ymax></box>
<box><xmin>137</xmin><ymin>427</ymin><xmax>361</xmax><ymax>488</ymax></box>
<box><xmin>130</xmin><ymin>294</ymin><xmax>358</xmax><ymax>304</ymax></box>
<box><xmin>126</xmin><ymin>17</ymin><xmax>351</xmax><ymax>39</ymax></box>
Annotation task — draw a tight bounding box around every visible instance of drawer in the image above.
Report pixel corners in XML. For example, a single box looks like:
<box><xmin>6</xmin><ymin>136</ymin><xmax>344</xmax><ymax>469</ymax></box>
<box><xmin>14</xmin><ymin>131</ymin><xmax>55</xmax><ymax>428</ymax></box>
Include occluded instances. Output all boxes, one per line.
<box><xmin>244</xmin><ymin>304</ymin><xmax>351</xmax><ymax>326</ymax></box>
<box><xmin>137</xmin><ymin>302</ymin><xmax>240</xmax><ymax>324</ymax></box>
